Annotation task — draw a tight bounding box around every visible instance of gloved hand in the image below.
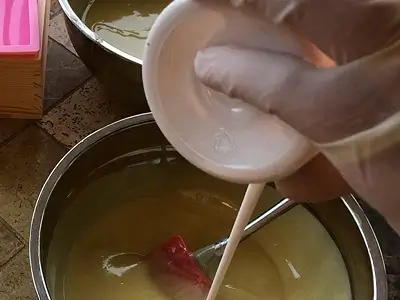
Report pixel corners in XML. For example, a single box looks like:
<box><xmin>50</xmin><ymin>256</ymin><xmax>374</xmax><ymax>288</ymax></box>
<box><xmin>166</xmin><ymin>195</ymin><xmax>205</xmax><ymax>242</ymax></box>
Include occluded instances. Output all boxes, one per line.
<box><xmin>194</xmin><ymin>0</ymin><xmax>400</xmax><ymax>233</ymax></box>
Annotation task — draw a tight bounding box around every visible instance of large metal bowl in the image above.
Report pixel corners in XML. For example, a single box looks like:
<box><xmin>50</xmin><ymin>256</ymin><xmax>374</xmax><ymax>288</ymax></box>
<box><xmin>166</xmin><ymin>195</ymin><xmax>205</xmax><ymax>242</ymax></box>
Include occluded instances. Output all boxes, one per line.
<box><xmin>58</xmin><ymin>0</ymin><xmax>150</xmax><ymax>114</ymax></box>
<box><xmin>29</xmin><ymin>113</ymin><xmax>387</xmax><ymax>300</ymax></box>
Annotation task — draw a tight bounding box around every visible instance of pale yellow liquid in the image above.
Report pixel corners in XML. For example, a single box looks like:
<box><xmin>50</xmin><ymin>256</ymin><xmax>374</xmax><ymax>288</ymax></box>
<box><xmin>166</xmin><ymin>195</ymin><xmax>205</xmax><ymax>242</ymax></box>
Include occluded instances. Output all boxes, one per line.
<box><xmin>46</xmin><ymin>148</ymin><xmax>352</xmax><ymax>300</ymax></box>
<box><xmin>81</xmin><ymin>0</ymin><xmax>169</xmax><ymax>59</ymax></box>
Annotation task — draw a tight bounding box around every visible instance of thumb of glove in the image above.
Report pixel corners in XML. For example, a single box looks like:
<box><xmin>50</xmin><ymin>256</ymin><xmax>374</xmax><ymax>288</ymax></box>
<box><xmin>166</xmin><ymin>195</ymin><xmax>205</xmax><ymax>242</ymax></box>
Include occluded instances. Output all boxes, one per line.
<box><xmin>194</xmin><ymin>45</ymin><xmax>334</xmax><ymax>142</ymax></box>
<box><xmin>194</xmin><ymin>45</ymin><xmax>313</xmax><ymax>110</ymax></box>
<box><xmin>194</xmin><ymin>44</ymin><xmax>400</xmax><ymax>145</ymax></box>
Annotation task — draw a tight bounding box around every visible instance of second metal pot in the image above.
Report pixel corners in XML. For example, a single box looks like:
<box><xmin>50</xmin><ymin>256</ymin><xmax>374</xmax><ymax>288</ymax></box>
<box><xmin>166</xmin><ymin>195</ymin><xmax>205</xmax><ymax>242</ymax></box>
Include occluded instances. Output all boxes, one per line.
<box><xmin>58</xmin><ymin>0</ymin><xmax>150</xmax><ymax>114</ymax></box>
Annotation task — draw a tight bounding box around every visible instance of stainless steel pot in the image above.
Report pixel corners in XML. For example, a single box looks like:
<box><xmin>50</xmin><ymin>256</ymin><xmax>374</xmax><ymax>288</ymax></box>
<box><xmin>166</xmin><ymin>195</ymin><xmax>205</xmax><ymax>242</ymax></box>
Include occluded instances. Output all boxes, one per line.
<box><xmin>30</xmin><ymin>113</ymin><xmax>387</xmax><ymax>300</ymax></box>
<box><xmin>58</xmin><ymin>0</ymin><xmax>149</xmax><ymax>114</ymax></box>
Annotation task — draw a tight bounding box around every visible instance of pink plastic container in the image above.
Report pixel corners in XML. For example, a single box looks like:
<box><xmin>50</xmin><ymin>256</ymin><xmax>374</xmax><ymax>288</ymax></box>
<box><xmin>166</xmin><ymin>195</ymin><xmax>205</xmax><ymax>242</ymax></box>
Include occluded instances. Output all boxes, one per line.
<box><xmin>0</xmin><ymin>0</ymin><xmax>40</xmax><ymax>55</ymax></box>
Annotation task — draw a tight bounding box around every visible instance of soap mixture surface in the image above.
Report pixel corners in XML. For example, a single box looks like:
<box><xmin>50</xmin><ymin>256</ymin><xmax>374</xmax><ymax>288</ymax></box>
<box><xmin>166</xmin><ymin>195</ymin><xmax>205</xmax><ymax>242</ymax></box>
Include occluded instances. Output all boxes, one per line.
<box><xmin>81</xmin><ymin>0</ymin><xmax>169</xmax><ymax>59</ymax></box>
<box><xmin>46</xmin><ymin>150</ymin><xmax>352</xmax><ymax>300</ymax></box>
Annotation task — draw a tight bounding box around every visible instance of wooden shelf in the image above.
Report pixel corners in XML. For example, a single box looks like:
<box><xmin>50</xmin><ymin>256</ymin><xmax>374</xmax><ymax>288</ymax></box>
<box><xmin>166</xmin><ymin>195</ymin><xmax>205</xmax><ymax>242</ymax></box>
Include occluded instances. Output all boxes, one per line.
<box><xmin>0</xmin><ymin>0</ymin><xmax>50</xmax><ymax>119</ymax></box>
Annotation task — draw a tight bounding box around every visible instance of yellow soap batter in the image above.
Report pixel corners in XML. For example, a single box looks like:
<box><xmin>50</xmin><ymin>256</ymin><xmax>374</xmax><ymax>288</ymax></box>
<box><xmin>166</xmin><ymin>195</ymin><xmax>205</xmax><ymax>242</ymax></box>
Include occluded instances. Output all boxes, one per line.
<box><xmin>81</xmin><ymin>0</ymin><xmax>169</xmax><ymax>59</ymax></box>
<box><xmin>46</xmin><ymin>154</ymin><xmax>352</xmax><ymax>300</ymax></box>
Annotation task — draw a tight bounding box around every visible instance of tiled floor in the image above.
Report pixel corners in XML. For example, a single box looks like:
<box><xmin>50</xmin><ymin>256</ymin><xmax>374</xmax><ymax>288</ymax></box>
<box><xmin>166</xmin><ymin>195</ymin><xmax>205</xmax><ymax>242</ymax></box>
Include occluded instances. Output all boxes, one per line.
<box><xmin>0</xmin><ymin>2</ymin><xmax>399</xmax><ymax>300</ymax></box>
<box><xmin>0</xmin><ymin>3</ymin><xmax>123</xmax><ymax>299</ymax></box>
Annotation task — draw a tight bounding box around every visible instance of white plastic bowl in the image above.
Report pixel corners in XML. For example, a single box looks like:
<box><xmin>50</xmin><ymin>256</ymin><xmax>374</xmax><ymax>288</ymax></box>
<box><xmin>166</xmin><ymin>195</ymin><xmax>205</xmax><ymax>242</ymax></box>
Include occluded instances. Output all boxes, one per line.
<box><xmin>143</xmin><ymin>0</ymin><xmax>320</xmax><ymax>184</ymax></box>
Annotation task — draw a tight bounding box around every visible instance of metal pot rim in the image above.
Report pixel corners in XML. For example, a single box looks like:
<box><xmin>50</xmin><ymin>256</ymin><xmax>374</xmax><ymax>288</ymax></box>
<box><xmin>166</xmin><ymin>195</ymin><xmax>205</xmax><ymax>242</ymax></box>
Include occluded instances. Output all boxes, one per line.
<box><xmin>29</xmin><ymin>113</ymin><xmax>387</xmax><ymax>300</ymax></box>
<box><xmin>29</xmin><ymin>113</ymin><xmax>152</xmax><ymax>300</ymax></box>
<box><xmin>58</xmin><ymin>0</ymin><xmax>143</xmax><ymax>65</ymax></box>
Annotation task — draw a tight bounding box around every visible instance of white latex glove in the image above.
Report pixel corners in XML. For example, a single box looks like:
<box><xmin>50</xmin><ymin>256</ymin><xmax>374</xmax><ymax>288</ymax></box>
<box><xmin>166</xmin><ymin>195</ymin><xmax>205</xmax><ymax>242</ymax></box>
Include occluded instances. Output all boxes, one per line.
<box><xmin>194</xmin><ymin>0</ymin><xmax>400</xmax><ymax>233</ymax></box>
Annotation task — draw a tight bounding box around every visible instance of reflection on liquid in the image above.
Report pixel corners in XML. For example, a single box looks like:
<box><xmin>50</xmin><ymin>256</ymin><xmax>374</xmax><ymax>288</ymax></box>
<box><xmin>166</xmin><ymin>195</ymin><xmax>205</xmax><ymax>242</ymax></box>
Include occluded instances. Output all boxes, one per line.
<box><xmin>81</xmin><ymin>0</ymin><xmax>170</xmax><ymax>59</ymax></box>
<box><xmin>102</xmin><ymin>252</ymin><xmax>145</xmax><ymax>277</ymax></box>
<box><xmin>46</xmin><ymin>149</ymin><xmax>352</xmax><ymax>300</ymax></box>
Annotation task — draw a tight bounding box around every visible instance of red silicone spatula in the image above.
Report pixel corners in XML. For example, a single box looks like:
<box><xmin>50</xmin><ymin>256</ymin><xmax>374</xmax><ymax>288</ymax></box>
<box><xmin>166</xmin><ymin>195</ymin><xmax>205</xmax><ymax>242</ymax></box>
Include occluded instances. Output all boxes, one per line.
<box><xmin>148</xmin><ymin>198</ymin><xmax>296</xmax><ymax>300</ymax></box>
<box><xmin>149</xmin><ymin>236</ymin><xmax>212</xmax><ymax>300</ymax></box>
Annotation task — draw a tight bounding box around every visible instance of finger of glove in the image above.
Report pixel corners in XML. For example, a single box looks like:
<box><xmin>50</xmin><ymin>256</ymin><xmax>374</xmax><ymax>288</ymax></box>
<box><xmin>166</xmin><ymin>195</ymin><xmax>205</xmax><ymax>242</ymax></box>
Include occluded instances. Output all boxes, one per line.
<box><xmin>229</xmin><ymin>0</ymin><xmax>304</xmax><ymax>23</ymax></box>
<box><xmin>282</xmin><ymin>0</ymin><xmax>400</xmax><ymax>63</ymax></box>
<box><xmin>220</xmin><ymin>0</ymin><xmax>400</xmax><ymax>64</ymax></box>
<box><xmin>196</xmin><ymin>0</ymin><xmax>304</xmax><ymax>22</ymax></box>
<box><xmin>275</xmin><ymin>154</ymin><xmax>352</xmax><ymax>203</ymax></box>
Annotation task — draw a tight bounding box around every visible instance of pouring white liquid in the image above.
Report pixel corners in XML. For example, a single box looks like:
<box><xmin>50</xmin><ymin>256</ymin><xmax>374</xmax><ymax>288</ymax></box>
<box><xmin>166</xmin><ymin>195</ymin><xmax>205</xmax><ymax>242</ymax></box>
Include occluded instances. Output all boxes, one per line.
<box><xmin>206</xmin><ymin>183</ymin><xmax>267</xmax><ymax>300</ymax></box>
